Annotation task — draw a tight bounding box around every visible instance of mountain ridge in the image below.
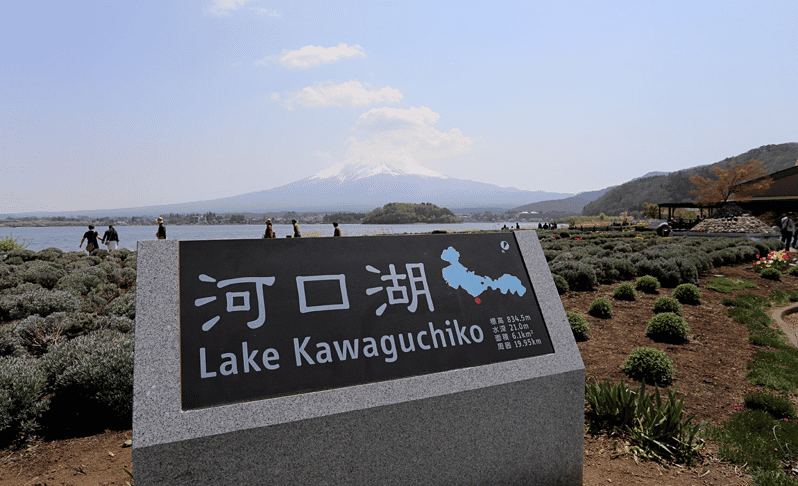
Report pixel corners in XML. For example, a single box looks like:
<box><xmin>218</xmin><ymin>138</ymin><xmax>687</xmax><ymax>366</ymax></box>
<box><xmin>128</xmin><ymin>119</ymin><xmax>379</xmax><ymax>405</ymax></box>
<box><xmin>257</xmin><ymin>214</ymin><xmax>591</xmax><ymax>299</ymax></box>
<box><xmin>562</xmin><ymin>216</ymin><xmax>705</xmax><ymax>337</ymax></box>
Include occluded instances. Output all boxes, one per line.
<box><xmin>582</xmin><ymin>142</ymin><xmax>798</xmax><ymax>216</ymax></box>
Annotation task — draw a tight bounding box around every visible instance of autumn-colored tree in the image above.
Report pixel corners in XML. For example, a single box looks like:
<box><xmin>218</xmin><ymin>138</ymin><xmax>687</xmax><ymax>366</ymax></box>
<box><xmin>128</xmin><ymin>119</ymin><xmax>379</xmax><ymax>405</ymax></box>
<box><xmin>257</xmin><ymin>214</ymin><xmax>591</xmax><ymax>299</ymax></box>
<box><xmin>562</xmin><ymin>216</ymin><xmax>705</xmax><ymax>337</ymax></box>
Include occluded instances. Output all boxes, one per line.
<box><xmin>643</xmin><ymin>203</ymin><xmax>659</xmax><ymax>219</ymax></box>
<box><xmin>689</xmin><ymin>159</ymin><xmax>772</xmax><ymax>205</ymax></box>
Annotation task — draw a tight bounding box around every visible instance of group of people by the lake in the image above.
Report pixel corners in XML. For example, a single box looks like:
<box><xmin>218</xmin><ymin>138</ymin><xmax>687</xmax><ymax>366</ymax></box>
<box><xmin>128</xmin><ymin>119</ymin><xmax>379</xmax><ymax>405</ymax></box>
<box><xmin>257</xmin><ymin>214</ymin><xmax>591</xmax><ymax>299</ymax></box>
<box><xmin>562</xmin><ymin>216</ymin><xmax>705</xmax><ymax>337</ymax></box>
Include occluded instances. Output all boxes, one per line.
<box><xmin>71</xmin><ymin>212</ymin><xmax>798</xmax><ymax>252</ymax></box>
<box><xmin>78</xmin><ymin>224</ymin><xmax>119</xmax><ymax>251</ymax></box>
<box><xmin>263</xmin><ymin>219</ymin><xmax>341</xmax><ymax>238</ymax></box>
<box><xmin>79</xmin><ymin>217</ymin><xmax>345</xmax><ymax>251</ymax></box>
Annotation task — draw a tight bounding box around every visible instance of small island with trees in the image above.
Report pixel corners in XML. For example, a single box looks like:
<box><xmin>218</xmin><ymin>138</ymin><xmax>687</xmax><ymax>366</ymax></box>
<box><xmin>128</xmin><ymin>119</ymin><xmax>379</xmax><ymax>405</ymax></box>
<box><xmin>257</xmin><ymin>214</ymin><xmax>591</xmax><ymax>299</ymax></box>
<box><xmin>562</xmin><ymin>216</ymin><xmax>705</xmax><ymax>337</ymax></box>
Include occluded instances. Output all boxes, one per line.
<box><xmin>362</xmin><ymin>202</ymin><xmax>462</xmax><ymax>224</ymax></box>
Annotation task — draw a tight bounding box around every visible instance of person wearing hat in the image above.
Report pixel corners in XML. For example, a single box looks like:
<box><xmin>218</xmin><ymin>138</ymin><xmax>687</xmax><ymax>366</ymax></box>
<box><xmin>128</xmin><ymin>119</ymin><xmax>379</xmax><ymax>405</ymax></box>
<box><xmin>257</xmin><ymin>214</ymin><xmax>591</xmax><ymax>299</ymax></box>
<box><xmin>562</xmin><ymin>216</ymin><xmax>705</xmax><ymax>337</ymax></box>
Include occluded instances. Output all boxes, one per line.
<box><xmin>292</xmin><ymin>219</ymin><xmax>301</xmax><ymax>238</ymax></box>
<box><xmin>263</xmin><ymin>219</ymin><xmax>276</xmax><ymax>239</ymax></box>
<box><xmin>332</xmin><ymin>222</ymin><xmax>341</xmax><ymax>237</ymax></box>
<box><xmin>156</xmin><ymin>217</ymin><xmax>167</xmax><ymax>240</ymax></box>
<box><xmin>79</xmin><ymin>225</ymin><xmax>101</xmax><ymax>252</ymax></box>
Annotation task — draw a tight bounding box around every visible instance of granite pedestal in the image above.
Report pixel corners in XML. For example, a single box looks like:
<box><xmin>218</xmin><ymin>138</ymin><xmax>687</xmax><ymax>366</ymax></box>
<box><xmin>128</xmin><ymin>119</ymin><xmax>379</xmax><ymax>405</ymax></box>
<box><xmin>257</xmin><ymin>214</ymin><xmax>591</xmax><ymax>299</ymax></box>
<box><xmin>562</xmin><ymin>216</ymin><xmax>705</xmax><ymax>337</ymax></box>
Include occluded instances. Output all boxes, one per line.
<box><xmin>133</xmin><ymin>231</ymin><xmax>585</xmax><ymax>485</ymax></box>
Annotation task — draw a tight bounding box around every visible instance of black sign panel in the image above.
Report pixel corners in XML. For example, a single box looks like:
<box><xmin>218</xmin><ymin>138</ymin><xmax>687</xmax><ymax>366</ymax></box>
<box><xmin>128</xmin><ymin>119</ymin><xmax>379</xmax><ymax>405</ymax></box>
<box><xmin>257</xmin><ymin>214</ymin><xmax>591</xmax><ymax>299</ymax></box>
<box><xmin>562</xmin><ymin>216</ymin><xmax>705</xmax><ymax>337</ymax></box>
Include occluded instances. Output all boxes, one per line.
<box><xmin>179</xmin><ymin>232</ymin><xmax>554</xmax><ymax>410</ymax></box>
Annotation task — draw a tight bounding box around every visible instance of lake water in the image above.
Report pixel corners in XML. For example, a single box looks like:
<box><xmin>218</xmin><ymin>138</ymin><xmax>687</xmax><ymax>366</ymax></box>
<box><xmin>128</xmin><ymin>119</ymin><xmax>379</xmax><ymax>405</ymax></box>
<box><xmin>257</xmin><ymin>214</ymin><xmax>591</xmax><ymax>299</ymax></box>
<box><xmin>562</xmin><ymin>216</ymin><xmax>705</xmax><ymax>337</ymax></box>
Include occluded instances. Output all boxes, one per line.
<box><xmin>0</xmin><ymin>223</ymin><xmax>557</xmax><ymax>252</ymax></box>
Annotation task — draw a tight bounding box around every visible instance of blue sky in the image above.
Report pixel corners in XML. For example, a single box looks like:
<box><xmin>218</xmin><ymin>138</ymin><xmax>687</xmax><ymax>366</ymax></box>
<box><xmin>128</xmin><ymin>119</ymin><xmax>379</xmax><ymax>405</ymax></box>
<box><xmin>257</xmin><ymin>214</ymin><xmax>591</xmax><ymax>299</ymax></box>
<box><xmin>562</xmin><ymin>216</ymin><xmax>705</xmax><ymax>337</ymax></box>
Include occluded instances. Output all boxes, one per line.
<box><xmin>2</xmin><ymin>0</ymin><xmax>796</xmax><ymax>213</ymax></box>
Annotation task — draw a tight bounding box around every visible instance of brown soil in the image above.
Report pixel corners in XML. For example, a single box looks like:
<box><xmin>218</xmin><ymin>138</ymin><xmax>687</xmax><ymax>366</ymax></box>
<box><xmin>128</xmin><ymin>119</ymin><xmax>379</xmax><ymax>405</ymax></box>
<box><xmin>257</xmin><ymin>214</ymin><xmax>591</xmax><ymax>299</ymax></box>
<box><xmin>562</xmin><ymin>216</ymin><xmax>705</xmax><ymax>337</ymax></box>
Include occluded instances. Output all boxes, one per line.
<box><xmin>0</xmin><ymin>263</ymin><xmax>795</xmax><ymax>485</ymax></box>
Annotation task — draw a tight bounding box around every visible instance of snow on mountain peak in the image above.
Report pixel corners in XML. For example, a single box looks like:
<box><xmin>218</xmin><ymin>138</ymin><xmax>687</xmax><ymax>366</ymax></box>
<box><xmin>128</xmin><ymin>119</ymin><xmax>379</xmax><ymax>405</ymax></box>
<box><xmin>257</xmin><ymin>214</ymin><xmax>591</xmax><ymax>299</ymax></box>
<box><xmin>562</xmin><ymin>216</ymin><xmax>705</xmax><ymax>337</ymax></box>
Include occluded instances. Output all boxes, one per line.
<box><xmin>309</xmin><ymin>159</ymin><xmax>448</xmax><ymax>182</ymax></box>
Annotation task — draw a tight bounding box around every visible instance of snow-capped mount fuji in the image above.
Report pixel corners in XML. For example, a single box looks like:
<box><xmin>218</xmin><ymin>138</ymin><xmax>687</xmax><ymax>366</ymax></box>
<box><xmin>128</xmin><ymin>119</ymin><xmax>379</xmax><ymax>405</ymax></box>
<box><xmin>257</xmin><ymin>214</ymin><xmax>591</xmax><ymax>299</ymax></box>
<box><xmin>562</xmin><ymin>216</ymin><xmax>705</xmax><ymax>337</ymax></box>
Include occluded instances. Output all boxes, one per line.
<box><xmin>310</xmin><ymin>159</ymin><xmax>448</xmax><ymax>182</ymax></box>
<box><xmin>226</xmin><ymin>159</ymin><xmax>574</xmax><ymax>212</ymax></box>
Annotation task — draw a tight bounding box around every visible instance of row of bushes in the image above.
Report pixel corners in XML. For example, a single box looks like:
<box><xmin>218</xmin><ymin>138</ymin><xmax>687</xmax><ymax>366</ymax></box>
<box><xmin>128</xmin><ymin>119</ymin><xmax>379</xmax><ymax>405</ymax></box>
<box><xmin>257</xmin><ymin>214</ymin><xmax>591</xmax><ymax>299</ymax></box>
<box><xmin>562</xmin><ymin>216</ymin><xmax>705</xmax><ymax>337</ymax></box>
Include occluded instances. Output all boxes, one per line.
<box><xmin>0</xmin><ymin>248</ymin><xmax>136</xmax><ymax>444</ymax></box>
<box><xmin>545</xmin><ymin>235</ymin><xmax>784</xmax><ymax>292</ymax></box>
<box><xmin>0</xmin><ymin>330</ymin><xmax>134</xmax><ymax>443</ymax></box>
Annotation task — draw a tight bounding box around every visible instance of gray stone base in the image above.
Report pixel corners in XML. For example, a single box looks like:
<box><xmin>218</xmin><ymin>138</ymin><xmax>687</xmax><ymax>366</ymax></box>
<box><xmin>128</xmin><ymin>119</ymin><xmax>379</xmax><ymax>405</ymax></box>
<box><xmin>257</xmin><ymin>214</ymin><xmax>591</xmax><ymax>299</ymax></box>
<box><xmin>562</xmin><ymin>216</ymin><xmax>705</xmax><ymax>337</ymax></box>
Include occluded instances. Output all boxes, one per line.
<box><xmin>134</xmin><ymin>369</ymin><xmax>583</xmax><ymax>486</ymax></box>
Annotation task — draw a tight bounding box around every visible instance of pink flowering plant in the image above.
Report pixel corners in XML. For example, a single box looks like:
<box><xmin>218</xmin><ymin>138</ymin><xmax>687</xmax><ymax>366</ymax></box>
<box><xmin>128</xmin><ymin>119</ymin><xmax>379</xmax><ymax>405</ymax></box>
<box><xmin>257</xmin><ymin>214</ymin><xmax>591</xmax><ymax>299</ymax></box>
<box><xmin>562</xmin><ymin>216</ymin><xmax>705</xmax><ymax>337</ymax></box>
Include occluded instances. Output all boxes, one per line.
<box><xmin>752</xmin><ymin>249</ymin><xmax>795</xmax><ymax>273</ymax></box>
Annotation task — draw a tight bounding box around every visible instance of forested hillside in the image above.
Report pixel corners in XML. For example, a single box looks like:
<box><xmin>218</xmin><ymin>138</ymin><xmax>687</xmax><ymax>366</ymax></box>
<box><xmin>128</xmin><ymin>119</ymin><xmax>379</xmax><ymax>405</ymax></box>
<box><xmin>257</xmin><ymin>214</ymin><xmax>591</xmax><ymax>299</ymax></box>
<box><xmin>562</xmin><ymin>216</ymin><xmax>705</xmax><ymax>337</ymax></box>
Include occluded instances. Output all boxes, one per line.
<box><xmin>582</xmin><ymin>143</ymin><xmax>798</xmax><ymax>216</ymax></box>
<box><xmin>362</xmin><ymin>202</ymin><xmax>461</xmax><ymax>224</ymax></box>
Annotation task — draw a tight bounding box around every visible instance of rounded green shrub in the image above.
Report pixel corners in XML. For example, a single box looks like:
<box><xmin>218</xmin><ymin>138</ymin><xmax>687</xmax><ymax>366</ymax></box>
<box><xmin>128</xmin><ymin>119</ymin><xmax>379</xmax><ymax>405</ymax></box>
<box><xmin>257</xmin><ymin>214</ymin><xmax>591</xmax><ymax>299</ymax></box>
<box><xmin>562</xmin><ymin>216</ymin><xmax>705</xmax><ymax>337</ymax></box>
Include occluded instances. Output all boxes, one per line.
<box><xmin>743</xmin><ymin>391</ymin><xmax>797</xmax><ymax>419</ymax></box>
<box><xmin>42</xmin><ymin>330</ymin><xmax>133</xmax><ymax>428</ymax></box>
<box><xmin>652</xmin><ymin>296</ymin><xmax>682</xmax><ymax>314</ymax></box>
<box><xmin>613</xmin><ymin>243</ymin><xmax>632</xmax><ymax>253</ymax></box>
<box><xmin>18</xmin><ymin>262</ymin><xmax>65</xmax><ymax>289</ymax></box>
<box><xmin>611</xmin><ymin>259</ymin><xmax>636</xmax><ymax>281</ymax></box>
<box><xmin>0</xmin><ymin>322</ymin><xmax>24</xmax><ymax>358</ymax></box>
<box><xmin>106</xmin><ymin>292</ymin><xmax>135</xmax><ymax>319</ymax></box>
<box><xmin>43</xmin><ymin>312</ymin><xmax>101</xmax><ymax>340</ymax></box>
<box><xmin>552</xmin><ymin>274</ymin><xmax>569</xmax><ymax>295</ymax></box>
<box><xmin>5</xmin><ymin>249</ymin><xmax>35</xmax><ymax>262</ymax></box>
<box><xmin>97</xmin><ymin>315</ymin><xmax>134</xmax><ymax>333</ymax></box>
<box><xmin>760</xmin><ymin>267</ymin><xmax>781</xmax><ymax>281</ymax></box>
<box><xmin>635</xmin><ymin>275</ymin><xmax>661</xmax><ymax>293</ymax></box>
<box><xmin>0</xmin><ymin>289</ymin><xmax>81</xmax><ymax>321</ymax></box>
<box><xmin>98</xmin><ymin>261</ymin><xmax>119</xmax><ymax>277</ymax></box>
<box><xmin>112</xmin><ymin>267</ymin><xmax>137</xmax><ymax>289</ymax></box>
<box><xmin>33</xmin><ymin>248</ymin><xmax>62</xmax><ymax>262</ymax></box>
<box><xmin>1</xmin><ymin>282</ymin><xmax>42</xmax><ymax>295</ymax></box>
<box><xmin>622</xmin><ymin>347</ymin><xmax>676</xmax><ymax>385</ymax></box>
<box><xmin>112</xmin><ymin>248</ymin><xmax>132</xmax><ymax>261</ymax></box>
<box><xmin>787</xmin><ymin>265</ymin><xmax>798</xmax><ymax>277</ymax></box>
<box><xmin>566</xmin><ymin>311</ymin><xmax>589</xmax><ymax>341</ymax></box>
<box><xmin>550</xmin><ymin>261</ymin><xmax>598</xmax><ymax>291</ymax></box>
<box><xmin>124</xmin><ymin>256</ymin><xmax>137</xmax><ymax>269</ymax></box>
<box><xmin>588</xmin><ymin>297</ymin><xmax>612</xmax><ymax>319</ymax></box>
<box><xmin>552</xmin><ymin>252</ymin><xmax>575</xmax><ymax>263</ymax></box>
<box><xmin>645</xmin><ymin>312</ymin><xmax>691</xmax><ymax>343</ymax></box>
<box><xmin>672</xmin><ymin>283</ymin><xmax>702</xmax><ymax>304</ymax></box>
<box><xmin>0</xmin><ymin>356</ymin><xmax>49</xmax><ymax>443</ymax></box>
<box><xmin>15</xmin><ymin>315</ymin><xmax>67</xmax><ymax>357</ymax></box>
<box><xmin>92</xmin><ymin>249</ymin><xmax>109</xmax><ymax>260</ymax></box>
<box><xmin>612</xmin><ymin>283</ymin><xmax>637</xmax><ymax>301</ymax></box>
<box><xmin>55</xmin><ymin>269</ymin><xmax>105</xmax><ymax>296</ymax></box>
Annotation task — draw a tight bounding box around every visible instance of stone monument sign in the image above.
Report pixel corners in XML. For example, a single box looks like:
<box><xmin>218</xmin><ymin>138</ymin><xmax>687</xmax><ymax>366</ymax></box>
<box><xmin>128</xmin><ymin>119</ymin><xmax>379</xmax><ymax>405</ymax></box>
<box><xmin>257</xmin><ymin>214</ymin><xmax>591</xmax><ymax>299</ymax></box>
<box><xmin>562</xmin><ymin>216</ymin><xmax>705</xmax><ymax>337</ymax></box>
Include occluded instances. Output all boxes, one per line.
<box><xmin>133</xmin><ymin>231</ymin><xmax>584</xmax><ymax>485</ymax></box>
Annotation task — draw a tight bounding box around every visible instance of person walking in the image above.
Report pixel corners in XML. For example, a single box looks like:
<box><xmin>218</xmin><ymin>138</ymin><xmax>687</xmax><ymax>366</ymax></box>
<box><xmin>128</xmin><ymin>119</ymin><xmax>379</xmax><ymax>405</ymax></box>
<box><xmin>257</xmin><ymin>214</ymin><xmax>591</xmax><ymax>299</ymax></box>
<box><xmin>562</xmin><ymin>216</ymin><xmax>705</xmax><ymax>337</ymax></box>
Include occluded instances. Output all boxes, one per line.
<box><xmin>263</xmin><ymin>219</ymin><xmax>276</xmax><ymax>239</ymax></box>
<box><xmin>156</xmin><ymin>217</ymin><xmax>167</xmax><ymax>240</ymax></box>
<box><xmin>79</xmin><ymin>225</ymin><xmax>101</xmax><ymax>252</ymax></box>
<box><xmin>102</xmin><ymin>225</ymin><xmax>120</xmax><ymax>250</ymax></box>
<box><xmin>781</xmin><ymin>213</ymin><xmax>795</xmax><ymax>251</ymax></box>
<box><xmin>332</xmin><ymin>222</ymin><xmax>341</xmax><ymax>236</ymax></box>
<box><xmin>292</xmin><ymin>219</ymin><xmax>301</xmax><ymax>238</ymax></box>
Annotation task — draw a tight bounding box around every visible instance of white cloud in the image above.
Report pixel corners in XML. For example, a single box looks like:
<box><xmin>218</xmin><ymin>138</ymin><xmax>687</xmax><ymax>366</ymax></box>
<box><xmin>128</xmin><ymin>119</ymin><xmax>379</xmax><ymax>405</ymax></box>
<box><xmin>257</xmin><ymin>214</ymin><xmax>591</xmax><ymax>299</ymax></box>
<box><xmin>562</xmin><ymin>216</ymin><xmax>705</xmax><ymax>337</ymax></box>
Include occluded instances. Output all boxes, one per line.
<box><xmin>256</xmin><ymin>43</ymin><xmax>365</xmax><ymax>68</ymax></box>
<box><xmin>288</xmin><ymin>81</ymin><xmax>402</xmax><ymax>108</ymax></box>
<box><xmin>207</xmin><ymin>0</ymin><xmax>256</xmax><ymax>16</ymax></box>
<box><xmin>252</xmin><ymin>7</ymin><xmax>281</xmax><ymax>17</ymax></box>
<box><xmin>343</xmin><ymin>106</ymin><xmax>474</xmax><ymax>166</ymax></box>
<box><xmin>269</xmin><ymin>92</ymin><xmax>281</xmax><ymax>101</ymax></box>
<box><xmin>355</xmin><ymin>106</ymin><xmax>440</xmax><ymax>132</ymax></box>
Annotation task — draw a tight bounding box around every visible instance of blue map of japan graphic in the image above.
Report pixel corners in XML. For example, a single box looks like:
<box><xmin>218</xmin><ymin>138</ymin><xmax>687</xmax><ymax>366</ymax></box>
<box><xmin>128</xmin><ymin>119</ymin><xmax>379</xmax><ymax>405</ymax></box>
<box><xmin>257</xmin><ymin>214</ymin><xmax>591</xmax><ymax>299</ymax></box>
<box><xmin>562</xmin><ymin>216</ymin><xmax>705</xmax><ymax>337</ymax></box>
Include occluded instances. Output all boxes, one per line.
<box><xmin>440</xmin><ymin>246</ymin><xmax>526</xmax><ymax>298</ymax></box>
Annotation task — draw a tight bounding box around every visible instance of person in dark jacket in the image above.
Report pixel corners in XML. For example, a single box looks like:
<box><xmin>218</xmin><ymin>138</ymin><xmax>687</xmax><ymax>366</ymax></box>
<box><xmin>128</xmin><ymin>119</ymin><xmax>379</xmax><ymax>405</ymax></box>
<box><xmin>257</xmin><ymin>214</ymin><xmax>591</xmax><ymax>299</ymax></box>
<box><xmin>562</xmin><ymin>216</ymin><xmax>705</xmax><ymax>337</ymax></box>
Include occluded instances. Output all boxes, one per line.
<box><xmin>292</xmin><ymin>219</ymin><xmax>301</xmax><ymax>237</ymax></box>
<box><xmin>102</xmin><ymin>225</ymin><xmax>120</xmax><ymax>250</ymax></box>
<box><xmin>263</xmin><ymin>219</ymin><xmax>276</xmax><ymax>239</ymax></box>
<box><xmin>79</xmin><ymin>225</ymin><xmax>101</xmax><ymax>252</ymax></box>
<box><xmin>333</xmin><ymin>222</ymin><xmax>341</xmax><ymax>236</ymax></box>
<box><xmin>156</xmin><ymin>217</ymin><xmax>167</xmax><ymax>240</ymax></box>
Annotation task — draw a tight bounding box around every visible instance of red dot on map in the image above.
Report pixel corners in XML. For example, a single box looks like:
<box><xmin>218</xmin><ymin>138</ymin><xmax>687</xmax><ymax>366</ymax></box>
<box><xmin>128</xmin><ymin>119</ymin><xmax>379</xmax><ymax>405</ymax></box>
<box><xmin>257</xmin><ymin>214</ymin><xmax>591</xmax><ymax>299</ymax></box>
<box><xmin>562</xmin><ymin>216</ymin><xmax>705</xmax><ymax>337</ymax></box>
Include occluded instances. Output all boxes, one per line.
<box><xmin>475</xmin><ymin>298</ymin><xmax>481</xmax><ymax>304</ymax></box>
